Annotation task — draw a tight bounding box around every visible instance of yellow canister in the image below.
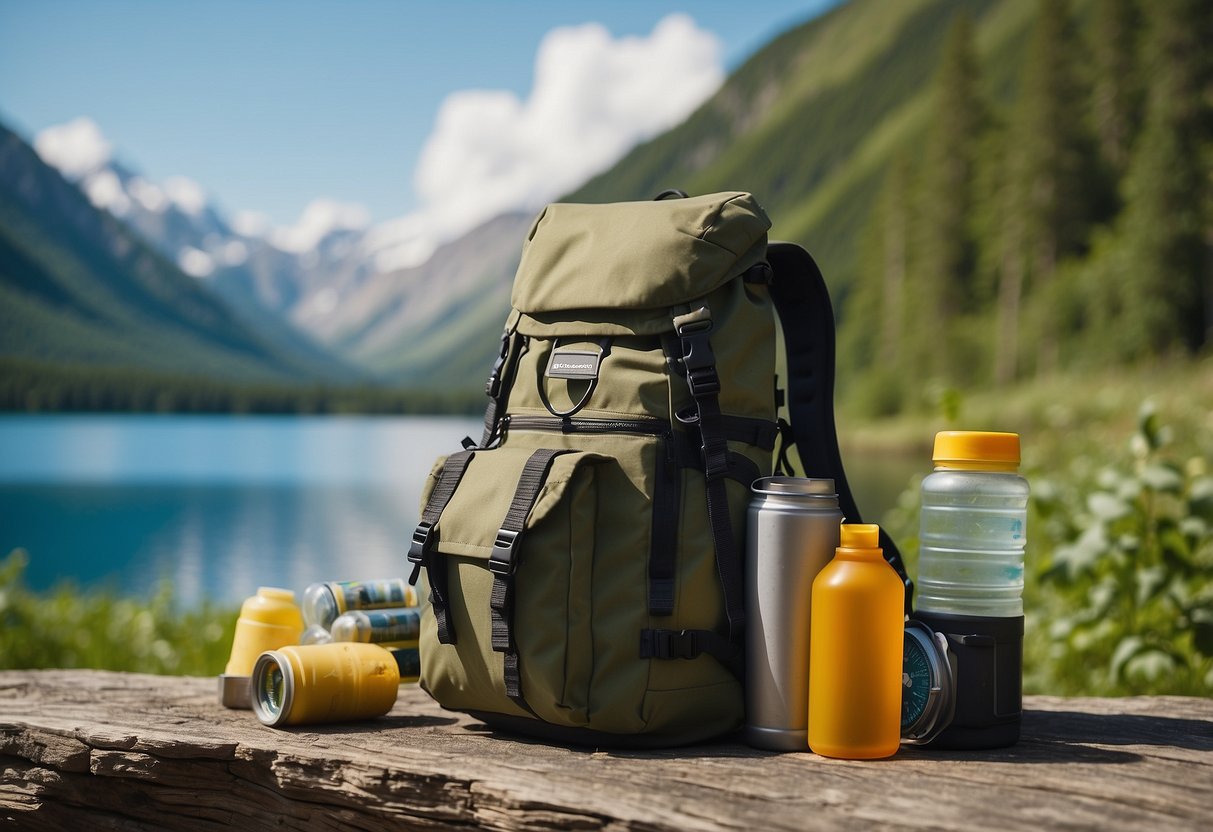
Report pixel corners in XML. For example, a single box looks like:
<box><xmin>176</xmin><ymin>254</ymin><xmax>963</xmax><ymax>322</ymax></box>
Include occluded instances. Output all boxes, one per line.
<box><xmin>250</xmin><ymin>642</ymin><xmax>401</xmax><ymax>727</ymax></box>
<box><xmin>219</xmin><ymin>587</ymin><xmax>304</xmax><ymax>708</ymax></box>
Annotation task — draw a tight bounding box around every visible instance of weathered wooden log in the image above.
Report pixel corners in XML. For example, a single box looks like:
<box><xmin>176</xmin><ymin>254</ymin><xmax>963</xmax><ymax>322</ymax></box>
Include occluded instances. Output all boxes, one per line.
<box><xmin>1</xmin><ymin>669</ymin><xmax>1210</xmax><ymax>830</ymax></box>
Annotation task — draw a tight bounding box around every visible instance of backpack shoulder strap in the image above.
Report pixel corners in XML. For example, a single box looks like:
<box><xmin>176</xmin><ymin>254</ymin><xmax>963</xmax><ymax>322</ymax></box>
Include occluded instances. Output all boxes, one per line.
<box><xmin>766</xmin><ymin>241</ymin><xmax>915</xmax><ymax>614</ymax></box>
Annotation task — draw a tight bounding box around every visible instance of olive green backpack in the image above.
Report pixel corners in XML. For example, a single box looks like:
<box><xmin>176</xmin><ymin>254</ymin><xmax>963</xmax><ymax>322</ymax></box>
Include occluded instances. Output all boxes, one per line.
<box><xmin>407</xmin><ymin>191</ymin><xmax>910</xmax><ymax>746</ymax></box>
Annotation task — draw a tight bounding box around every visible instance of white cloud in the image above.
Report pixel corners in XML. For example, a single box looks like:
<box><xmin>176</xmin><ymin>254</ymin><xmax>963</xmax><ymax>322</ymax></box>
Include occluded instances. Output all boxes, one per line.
<box><xmin>34</xmin><ymin>116</ymin><xmax>112</xmax><ymax>179</ymax></box>
<box><xmin>368</xmin><ymin>13</ymin><xmax>723</xmax><ymax>272</ymax></box>
<box><xmin>177</xmin><ymin>247</ymin><xmax>215</xmax><ymax>277</ymax></box>
<box><xmin>270</xmin><ymin>198</ymin><xmax>371</xmax><ymax>253</ymax></box>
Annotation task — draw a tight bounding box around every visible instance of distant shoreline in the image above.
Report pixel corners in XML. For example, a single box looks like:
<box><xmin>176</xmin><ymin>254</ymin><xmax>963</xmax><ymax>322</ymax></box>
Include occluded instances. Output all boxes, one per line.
<box><xmin>0</xmin><ymin>357</ymin><xmax>484</xmax><ymax>416</ymax></box>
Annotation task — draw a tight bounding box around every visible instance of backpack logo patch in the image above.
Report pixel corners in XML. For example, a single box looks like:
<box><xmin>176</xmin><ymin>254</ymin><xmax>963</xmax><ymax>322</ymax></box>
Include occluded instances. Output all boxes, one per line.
<box><xmin>546</xmin><ymin>349</ymin><xmax>601</xmax><ymax>380</ymax></box>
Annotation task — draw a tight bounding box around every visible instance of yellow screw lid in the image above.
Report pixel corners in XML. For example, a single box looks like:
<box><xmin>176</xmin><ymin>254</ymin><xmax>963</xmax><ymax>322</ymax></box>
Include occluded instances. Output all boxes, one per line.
<box><xmin>933</xmin><ymin>431</ymin><xmax>1020</xmax><ymax>471</ymax></box>
<box><xmin>839</xmin><ymin>523</ymin><xmax>881</xmax><ymax>551</ymax></box>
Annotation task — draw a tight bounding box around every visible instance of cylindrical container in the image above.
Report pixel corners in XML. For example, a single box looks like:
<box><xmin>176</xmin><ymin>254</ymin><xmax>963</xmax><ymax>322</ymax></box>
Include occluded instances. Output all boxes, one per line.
<box><xmin>330</xmin><ymin>607</ymin><xmax>422</xmax><ymax>645</ymax></box>
<box><xmin>250</xmin><ymin>642</ymin><xmax>400</xmax><ymax>727</ymax></box>
<box><xmin>917</xmin><ymin>430</ymin><xmax>1027</xmax><ymax>749</ymax></box>
<box><xmin>808</xmin><ymin>524</ymin><xmax>904</xmax><ymax>759</ymax></box>
<box><xmin>301</xmin><ymin>579</ymin><xmax>419</xmax><ymax>629</ymax></box>
<box><xmin>388</xmin><ymin>645</ymin><xmax>421</xmax><ymax>683</ymax></box>
<box><xmin>219</xmin><ymin>587</ymin><xmax>304</xmax><ymax>709</ymax></box>
<box><xmin>300</xmin><ymin>624</ymin><xmax>333</xmax><ymax>645</ymax></box>
<box><xmin>745</xmin><ymin>476</ymin><xmax>842</xmax><ymax>751</ymax></box>
<box><xmin>918</xmin><ymin>431</ymin><xmax>1028</xmax><ymax>617</ymax></box>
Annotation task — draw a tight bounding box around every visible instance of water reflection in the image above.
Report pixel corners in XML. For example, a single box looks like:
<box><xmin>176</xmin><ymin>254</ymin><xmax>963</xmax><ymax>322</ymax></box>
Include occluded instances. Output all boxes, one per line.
<box><xmin>0</xmin><ymin>415</ymin><xmax>480</xmax><ymax>605</ymax></box>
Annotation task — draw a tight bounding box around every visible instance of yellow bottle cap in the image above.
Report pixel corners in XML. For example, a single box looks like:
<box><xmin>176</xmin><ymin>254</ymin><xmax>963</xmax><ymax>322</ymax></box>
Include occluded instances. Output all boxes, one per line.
<box><xmin>241</xmin><ymin>587</ymin><xmax>303</xmax><ymax>626</ymax></box>
<box><xmin>839</xmin><ymin>523</ymin><xmax>880</xmax><ymax>551</ymax></box>
<box><xmin>932</xmin><ymin>431</ymin><xmax>1020</xmax><ymax>471</ymax></box>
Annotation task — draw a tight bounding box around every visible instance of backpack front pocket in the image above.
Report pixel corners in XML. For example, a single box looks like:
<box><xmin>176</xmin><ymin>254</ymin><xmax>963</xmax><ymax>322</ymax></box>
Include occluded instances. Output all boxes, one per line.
<box><xmin>413</xmin><ymin>447</ymin><xmax>608</xmax><ymax>726</ymax></box>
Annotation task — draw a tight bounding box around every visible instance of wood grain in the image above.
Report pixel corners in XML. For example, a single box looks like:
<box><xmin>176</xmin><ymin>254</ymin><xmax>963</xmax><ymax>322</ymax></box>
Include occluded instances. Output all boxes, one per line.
<box><xmin>1</xmin><ymin>670</ymin><xmax>1210</xmax><ymax>830</ymax></box>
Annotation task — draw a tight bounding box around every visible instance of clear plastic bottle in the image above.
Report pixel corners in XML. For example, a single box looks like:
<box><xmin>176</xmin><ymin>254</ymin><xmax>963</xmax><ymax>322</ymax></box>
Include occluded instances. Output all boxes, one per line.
<box><xmin>917</xmin><ymin>432</ymin><xmax>1028</xmax><ymax>617</ymax></box>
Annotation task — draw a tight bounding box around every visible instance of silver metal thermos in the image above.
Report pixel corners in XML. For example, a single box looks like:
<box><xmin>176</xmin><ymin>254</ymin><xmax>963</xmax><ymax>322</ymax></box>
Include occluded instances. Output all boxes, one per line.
<box><xmin>745</xmin><ymin>476</ymin><xmax>842</xmax><ymax>751</ymax></box>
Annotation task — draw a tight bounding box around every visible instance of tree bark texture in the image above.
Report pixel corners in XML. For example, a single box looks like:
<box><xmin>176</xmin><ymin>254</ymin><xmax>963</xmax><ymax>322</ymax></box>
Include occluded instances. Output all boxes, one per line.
<box><xmin>2</xmin><ymin>670</ymin><xmax>1211</xmax><ymax>830</ymax></box>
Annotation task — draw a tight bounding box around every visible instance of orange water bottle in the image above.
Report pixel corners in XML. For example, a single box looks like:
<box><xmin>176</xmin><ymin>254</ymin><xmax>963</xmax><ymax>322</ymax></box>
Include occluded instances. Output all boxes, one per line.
<box><xmin>808</xmin><ymin>524</ymin><xmax>904</xmax><ymax>759</ymax></box>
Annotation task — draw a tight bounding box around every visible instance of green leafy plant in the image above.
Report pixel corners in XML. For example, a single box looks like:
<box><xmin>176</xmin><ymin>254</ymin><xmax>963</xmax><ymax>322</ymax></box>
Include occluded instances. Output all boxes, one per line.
<box><xmin>0</xmin><ymin>549</ymin><xmax>238</xmax><ymax>676</ymax></box>
<box><xmin>1033</xmin><ymin>402</ymin><xmax>1213</xmax><ymax>694</ymax></box>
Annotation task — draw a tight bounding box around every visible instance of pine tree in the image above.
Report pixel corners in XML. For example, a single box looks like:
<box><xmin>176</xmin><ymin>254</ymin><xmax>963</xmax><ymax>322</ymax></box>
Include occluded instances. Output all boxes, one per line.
<box><xmin>838</xmin><ymin>155</ymin><xmax>914</xmax><ymax>417</ymax></box>
<box><xmin>1114</xmin><ymin>0</ymin><xmax>1213</xmax><ymax>355</ymax></box>
<box><xmin>1001</xmin><ymin>0</ymin><xmax>1100</xmax><ymax>376</ymax></box>
<box><xmin>1090</xmin><ymin>0</ymin><xmax>1144</xmax><ymax>178</ymax></box>
<box><xmin>916</xmin><ymin>13</ymin><xmax>987</xmax><ymax>381</ymax></box>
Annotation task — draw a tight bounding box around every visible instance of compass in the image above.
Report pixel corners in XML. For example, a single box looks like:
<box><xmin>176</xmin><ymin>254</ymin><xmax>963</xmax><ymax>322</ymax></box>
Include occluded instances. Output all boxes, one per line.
<box><xmin>901</xmin><ymin>620</ymin><xmax>955</xmax><ymax>744</ymax></box>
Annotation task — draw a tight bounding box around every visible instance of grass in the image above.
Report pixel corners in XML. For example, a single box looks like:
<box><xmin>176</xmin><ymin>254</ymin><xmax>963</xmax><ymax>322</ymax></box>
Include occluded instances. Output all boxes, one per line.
<box><xmin>0</xmin><ymin>549</ymin><xmax>237</xmax><ymax>676</ymax></box>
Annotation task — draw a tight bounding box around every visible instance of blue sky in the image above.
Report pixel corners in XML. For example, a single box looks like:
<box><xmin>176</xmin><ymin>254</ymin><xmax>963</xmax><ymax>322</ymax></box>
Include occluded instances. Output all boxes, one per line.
<box><xmin>0</xmin><ymin>1</ymin><xmax>837</xmax><ymax>229</ymax></box>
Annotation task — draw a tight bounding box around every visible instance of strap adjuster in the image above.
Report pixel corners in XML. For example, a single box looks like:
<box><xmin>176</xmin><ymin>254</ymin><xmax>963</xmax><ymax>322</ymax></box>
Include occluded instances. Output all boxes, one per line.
<box><xmin>485</xmin><ymin>330</ymin><xmax>511</xmax><ymax>397</ymax></box>
<box><xmin>687</xmin><ymin>366</ymin><xmax>721</xmax><ymax>397</ymax></box>
<box><xmin>640</xmin><ymin>628</ymin><xmax>700</xmax><ymax>660</ymax></box>
<box><xmin>489</xmin><ymin>528</ymin><xmax>521</xmax><ymax>575</ymax></box>
<box><xmin>702</xmin><ymin>436</ymin><xmax>730</xmax><ymax>480</ymax></box>
<box><xmin>407</xmin><ymin>521</ymin><xmax>433</xmax><ymax>564</ymax></box>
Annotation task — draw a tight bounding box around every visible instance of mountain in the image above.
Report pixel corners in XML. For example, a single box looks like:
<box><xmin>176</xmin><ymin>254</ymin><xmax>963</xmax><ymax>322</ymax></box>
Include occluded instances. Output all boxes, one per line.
<box><xmin>30</xmin><ymin>118</ymin><xmax>363</xmax><ymax>376</ymax></box>
<box><xmin>354</xmin><ymin>0</ymin><xmax>1040</xmax><ymax>393</ymax></box>
<box><xmin>310</xmin><ymin>212</ymin><xmax>532</xmax><ymax>385</ymax></box>
<box><xmin>0</xmin><ymin>122</ymin><xmax>345</xmax><ymax>381</ymax></box>
<box><xmin>566</xmin><ymin>0</ymin><xmax>1034</xmax><ymax>308</ymax></box>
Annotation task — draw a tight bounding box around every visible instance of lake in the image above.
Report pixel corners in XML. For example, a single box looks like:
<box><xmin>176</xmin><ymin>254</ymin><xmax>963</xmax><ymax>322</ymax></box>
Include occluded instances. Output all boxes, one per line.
<box><xmin>0</xmin><ymin>415</ymin><xmax>921</xmax><ymax>607</ymax></box>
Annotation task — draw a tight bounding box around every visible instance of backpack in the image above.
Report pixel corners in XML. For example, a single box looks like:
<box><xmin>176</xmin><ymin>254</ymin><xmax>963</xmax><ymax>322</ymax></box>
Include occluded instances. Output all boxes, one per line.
<box><xmin>407</xmin><ymin>190</ymin><xmax>911</xmax><ymax>746</ymax></box>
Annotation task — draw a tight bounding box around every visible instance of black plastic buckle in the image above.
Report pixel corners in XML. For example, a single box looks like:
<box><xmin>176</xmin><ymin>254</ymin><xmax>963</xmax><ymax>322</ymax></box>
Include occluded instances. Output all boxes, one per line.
<box><xmin>484</xmin><ymin>331</ymin><xmax>511</xmax><ymax>398</ymax></box>
<box><xmin>687</xmin><ymin>365</ymin><xmax>721</xmax><ymax>397</ymax></box>
<box><xmin>489</xmin><ymin>528</ymin><xmax>520</xmax><ymax>575</ymax></box>
<box><xmin>641</xmin><ymin>629</ymin><xmax>699</xmax><ymax>660</ymax></box>
<box><xmin>677</xmin><ymin>323</ymin><xmax>716</xmax><ymax>374</ymax></box>
<box><xmin>407</xmin><ymin>521</ymin><xmax>433</xmax><ymax>564</ymax></box>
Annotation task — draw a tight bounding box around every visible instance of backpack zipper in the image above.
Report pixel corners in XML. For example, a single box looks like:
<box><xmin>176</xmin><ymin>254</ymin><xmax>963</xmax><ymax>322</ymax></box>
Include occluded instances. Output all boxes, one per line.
<box><xmin>505</xmin><ymin>414</ymin><xmax>670</xmax><ymax>437</ymax></box>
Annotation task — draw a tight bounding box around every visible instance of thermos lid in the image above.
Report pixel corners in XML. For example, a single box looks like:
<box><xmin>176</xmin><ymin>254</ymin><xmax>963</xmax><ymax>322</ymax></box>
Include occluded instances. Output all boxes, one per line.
<box><xmin>751</xmin><ymin>476</ymin><xmax>836</xmax><ymax>497</ymax></box>
<box><xmin>932</xmin><ymin>431</ymin><xmax>1020</xmax><ymax>471</ymax></box>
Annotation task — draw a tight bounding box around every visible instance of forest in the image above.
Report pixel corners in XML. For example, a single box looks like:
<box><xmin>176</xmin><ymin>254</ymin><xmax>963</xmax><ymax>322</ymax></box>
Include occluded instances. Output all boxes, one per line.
<box><xmin>839</xmin><ymin>0</ymin><xmax>1211</xmax><ymax>416</ymax></box>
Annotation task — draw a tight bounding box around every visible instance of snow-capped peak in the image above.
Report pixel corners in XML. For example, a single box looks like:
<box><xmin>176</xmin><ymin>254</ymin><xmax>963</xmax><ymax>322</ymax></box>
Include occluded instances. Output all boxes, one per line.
<box><xmin>33</xmin><ymin>116</ymin><xmax>112</xmax><ymax>180</ymax></box>
<box><xmin>269</xmin><ymin>199</ymin><xmax>371</xmax><ymax>253</ymax></box>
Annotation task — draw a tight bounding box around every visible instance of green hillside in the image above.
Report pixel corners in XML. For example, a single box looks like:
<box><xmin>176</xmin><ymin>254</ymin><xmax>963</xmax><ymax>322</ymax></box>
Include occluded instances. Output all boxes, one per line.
<box><xmin>569</xmin><ymin>0</ymin><xmax>1211</xmax><ymax>415</ymax></box>
<box><xmin>0</xmin><ymin>123</ymin><xmax>346</xmax><ymax>384</ymax></box>
<box><xmin>569</xmin><ymin>0</ymin><xmax>1016</xmax><ymax>306</ymax></box>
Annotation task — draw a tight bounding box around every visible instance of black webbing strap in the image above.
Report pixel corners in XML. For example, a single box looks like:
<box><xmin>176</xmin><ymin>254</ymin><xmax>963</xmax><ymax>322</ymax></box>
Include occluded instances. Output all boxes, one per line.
<box><xmin>480</xmin><ymin>327</ymin><xmax>526</xmax><ymax>449</ymax></box>
<box><xmin>673</xmin><ymin>306</ymin><xmax>745</xmax><ymax>657</ymax></box>
<box><xmin>648</xmin><ymin>436</ymin><xmax>678</xmax><ymax>615</ymax></box>
<box><xmin>407</xmin><ymin>449</ymin><xmax>475</xmax><ymax>643</ymax></box>
<box><xmin>767</xmin><ymin>241</ymin><xmax>915</xmax><ymax>614</ymax></box>
<box><xmin>488</xmin><ymin>448</ymin><xmax>571</xmax><ymax>705</ymax></box>
<box><xmin>638</xmin><ymin>628</ymin><xmax>741</xmax><ymax>677</ymax></box>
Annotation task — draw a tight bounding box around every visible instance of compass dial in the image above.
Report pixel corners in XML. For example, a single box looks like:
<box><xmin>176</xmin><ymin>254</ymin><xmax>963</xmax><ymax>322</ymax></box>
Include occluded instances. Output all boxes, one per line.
<box><xmin>900</xmin><ymin>621</ymin><xmax>955</xmax><ymax>744</ymax></box>
<box><xmin>901</xmin><ymin>631</ymin><xmax>933</xmax><ymax>730</ymax></box>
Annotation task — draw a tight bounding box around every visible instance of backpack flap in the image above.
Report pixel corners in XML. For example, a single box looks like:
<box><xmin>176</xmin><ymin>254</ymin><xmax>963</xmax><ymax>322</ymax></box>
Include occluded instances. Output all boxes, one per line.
<box><xmin>512</xmin><ymin>192</ymin><xmax>771</xmax><ymax>337</ymax></box>
<box><xmin>416</xmin><ymin>447</ymin><xmax>611</xmax><ymax>727</ymax></box>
